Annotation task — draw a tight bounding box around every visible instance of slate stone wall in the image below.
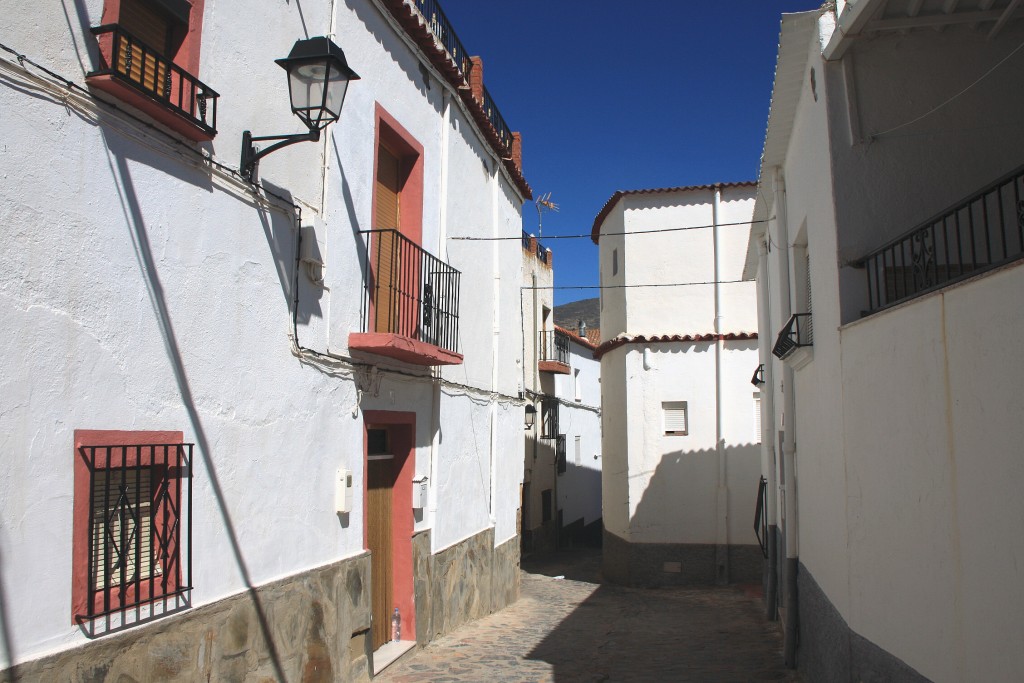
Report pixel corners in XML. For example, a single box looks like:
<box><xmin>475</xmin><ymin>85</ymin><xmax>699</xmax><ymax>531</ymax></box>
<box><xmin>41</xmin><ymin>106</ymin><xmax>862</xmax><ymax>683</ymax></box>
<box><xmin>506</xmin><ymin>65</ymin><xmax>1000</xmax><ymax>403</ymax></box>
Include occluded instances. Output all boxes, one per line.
<box><xmin>412</xmin><ymin>529</ymin><xmax>520</xmax><ymax>647</ymax></box>
<box><xmin>2</xmin><ymin>553</ymin><xmax>373</xmax><ymax>683</ymax></box>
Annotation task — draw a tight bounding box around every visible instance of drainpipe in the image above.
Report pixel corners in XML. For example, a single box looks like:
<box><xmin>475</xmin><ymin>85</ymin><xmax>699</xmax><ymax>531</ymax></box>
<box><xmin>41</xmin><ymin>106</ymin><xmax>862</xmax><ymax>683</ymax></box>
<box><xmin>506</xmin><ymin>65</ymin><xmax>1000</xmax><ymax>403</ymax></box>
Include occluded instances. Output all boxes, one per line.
<box><xmin>713</xmin><ymin>185</ymin><xmax>729</xmax><ymax>585</ymax></box>
<box><xmin>757</xmin><ymin>237</ymin><xmax>779</xmax><ymax>621</ymax></box>
<box><xmin>489</xmin><ymin>155</ymin><xmax>500</xmax><ymax>525</ymax></box>
<box><xmin>773</xmin><ymin>168</ymin><xmax>800</xmax><ymax>668</ymax></box>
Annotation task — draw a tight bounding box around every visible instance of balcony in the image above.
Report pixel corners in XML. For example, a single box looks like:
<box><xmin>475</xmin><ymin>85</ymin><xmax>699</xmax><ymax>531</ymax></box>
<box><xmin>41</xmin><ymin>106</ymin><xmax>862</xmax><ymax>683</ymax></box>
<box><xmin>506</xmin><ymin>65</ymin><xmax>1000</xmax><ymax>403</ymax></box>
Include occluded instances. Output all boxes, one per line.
<box><xmin>772</xmin><ymin>313</ymin><xmax>813</xmax><ymax>369</ymax></box>
<box><xmin>87</xmin><ymin>24</ymin><xmax>218</xmax><ymax>141</ymax></box>
<box><xmin>538</xmin><ymin>330</ymin><xmax>570</xmax><ymax>374</ymax></box>
<box><xmin>349</xmin><ymin>229</ymin><xmax>463</xmax><ymax>366</ymax></box>
<box><xmin>856</xmin><ymin>164</ymin><xmax>1024</xmax><ymax>314</ymax></box>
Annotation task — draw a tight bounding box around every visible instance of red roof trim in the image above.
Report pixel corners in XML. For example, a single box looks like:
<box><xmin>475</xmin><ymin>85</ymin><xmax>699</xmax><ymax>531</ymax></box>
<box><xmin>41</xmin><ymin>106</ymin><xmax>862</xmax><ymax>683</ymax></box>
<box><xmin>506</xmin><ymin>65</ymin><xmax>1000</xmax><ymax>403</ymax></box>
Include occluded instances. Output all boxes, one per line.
<box><xmin>554</xmin><ymin>324</ymin><xmax>598</xmax><ymax>351</ymax></box>
<box><xmin>590</xmin><ymin>181</ymin><xmax>757</xmax><ymax>243</ymax></box>
<box><xmin>380</xmin><ymin>0</ymin><xmax>532</xmax><ymax>200</ymax></box>
<box><xmin>593</xmin><ymin>332</ymin><xmax>758</xmax><ymax>359</ymax></box>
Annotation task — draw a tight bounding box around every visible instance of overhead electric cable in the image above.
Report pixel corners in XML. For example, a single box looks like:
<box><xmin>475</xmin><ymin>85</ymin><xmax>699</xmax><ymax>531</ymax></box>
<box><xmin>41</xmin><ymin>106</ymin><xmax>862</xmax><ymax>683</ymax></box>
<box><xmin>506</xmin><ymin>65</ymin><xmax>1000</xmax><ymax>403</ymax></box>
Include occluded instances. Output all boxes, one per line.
<box><xmin>449</xmin><ymin>218</ymin><xmax>769</xmax><ymax>241</ymax></box>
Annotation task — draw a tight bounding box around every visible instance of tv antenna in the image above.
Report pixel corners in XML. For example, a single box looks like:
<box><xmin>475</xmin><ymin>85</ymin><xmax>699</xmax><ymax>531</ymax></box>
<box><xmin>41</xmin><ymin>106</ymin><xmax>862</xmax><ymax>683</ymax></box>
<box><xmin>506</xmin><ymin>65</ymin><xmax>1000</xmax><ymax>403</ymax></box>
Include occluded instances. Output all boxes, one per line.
<box><xmin>535</xmin><ymin>192</ymin><xmax>559</xmax><ymax>238</ymax></box>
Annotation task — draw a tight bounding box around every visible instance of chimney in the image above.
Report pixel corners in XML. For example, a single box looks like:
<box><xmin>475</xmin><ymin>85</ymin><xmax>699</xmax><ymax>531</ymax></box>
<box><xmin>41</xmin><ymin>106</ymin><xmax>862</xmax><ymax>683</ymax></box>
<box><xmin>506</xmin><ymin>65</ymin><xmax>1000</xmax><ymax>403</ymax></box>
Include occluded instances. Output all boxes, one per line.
<box><xmin>469</xmin><ymin>56</ymin><xmax>484</xmax><ymax>102</ymax></box>
<box><xmin>578</xmin><ymin>320</ymin><xmax>587</xmax><ymax>338</ymax></box>
<box><xmin>511</xmin><ymin>132</ymin><xmax>522</xmax><ymax>171</ymax></box>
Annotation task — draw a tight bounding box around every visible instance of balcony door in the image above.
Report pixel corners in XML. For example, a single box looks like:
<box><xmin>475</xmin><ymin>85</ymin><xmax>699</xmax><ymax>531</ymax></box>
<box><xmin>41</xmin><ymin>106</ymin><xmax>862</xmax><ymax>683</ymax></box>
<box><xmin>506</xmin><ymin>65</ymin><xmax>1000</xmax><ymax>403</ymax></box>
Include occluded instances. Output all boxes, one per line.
<box><xmin>373</xmin><ymin>146</ymin><xmax>402</xmax><ymax>334</ymax></box>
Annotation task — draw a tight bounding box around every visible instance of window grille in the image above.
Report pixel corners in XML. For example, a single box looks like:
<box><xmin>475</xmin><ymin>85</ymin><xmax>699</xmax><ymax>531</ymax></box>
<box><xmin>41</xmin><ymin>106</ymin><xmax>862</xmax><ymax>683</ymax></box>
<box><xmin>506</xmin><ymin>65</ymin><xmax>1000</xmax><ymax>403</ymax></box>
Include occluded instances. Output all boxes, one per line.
<box><xmin>540</xmin><ymin>397</ymin><xmax>559</xmax><ymax>440</ymax></box>
<box><xmin>556</xmin><ymin>435</ymin><xmax>567</xmax><ymax>474</ymax></box>
<box><xmin>79</xmin><ymin>443</ymin><xmax>192</xmax><ymax>624</ymax></box>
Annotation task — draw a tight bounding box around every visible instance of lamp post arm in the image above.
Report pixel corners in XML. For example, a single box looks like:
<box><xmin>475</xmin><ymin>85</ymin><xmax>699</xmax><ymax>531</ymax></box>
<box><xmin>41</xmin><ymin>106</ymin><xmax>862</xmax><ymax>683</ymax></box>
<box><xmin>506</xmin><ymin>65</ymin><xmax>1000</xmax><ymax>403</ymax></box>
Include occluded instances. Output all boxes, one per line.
<box><xmin>240</xmin><ymin>129</ymin><xmax>322</xmax><ymax>181</ymax></box>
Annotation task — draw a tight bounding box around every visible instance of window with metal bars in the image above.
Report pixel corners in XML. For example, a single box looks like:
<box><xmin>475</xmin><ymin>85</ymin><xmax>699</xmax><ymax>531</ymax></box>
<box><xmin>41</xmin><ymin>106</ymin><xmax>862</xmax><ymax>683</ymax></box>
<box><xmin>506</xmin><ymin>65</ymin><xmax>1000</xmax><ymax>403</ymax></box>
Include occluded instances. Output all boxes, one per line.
<box><xmin>73</xmin><ymin>430</ymin><xmax>192</xmax><ymax>633</ymax></box>
<box><xmin>540</xmin><ymin>397</ymin><xmax>559</xmax><ymax>440</ymax></box>
<box><xmin>556</xmin><ymin>435</ymin><xmax>567</xmax><ymax>475</ymax></box>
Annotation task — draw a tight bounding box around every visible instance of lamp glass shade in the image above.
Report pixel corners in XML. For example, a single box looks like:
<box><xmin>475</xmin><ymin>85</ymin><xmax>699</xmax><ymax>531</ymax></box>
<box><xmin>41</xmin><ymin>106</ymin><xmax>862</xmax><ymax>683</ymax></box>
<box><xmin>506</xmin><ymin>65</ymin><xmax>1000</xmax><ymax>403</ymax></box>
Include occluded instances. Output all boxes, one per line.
<box><xmin>524</xmin><ymin>405</ymin><xmax>536</xmax><ymax>429</ymax></box>
<box><xmin>276</xmin><ymin>37</ymin><xmax>360</xmax><ymax>132</ymax></box>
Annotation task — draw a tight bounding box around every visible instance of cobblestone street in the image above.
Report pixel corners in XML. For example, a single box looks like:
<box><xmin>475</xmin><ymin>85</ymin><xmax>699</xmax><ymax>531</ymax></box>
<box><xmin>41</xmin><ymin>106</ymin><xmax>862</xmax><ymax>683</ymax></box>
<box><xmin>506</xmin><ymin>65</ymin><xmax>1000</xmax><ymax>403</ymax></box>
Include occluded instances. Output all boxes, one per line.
<box><xmin>377</xmin><ymin>549</ymin><xmax>800</xmax><ymax>683</ymax></box>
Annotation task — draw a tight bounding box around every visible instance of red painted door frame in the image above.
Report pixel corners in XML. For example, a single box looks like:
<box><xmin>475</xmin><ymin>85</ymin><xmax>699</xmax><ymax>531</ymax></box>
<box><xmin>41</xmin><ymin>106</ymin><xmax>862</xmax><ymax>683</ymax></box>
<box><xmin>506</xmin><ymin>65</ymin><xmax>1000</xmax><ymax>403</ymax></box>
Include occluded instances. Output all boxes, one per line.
<box><xmin>363</xmin><ymin>410</ymin><xmax>416</xmax><ymax>643</ymax></box>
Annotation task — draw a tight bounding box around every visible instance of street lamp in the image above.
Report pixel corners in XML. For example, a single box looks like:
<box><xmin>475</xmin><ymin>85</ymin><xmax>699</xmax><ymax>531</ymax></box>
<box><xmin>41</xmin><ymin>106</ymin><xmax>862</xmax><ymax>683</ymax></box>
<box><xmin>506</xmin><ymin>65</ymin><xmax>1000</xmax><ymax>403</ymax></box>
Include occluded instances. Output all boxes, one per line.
<box><xmin>240</xmin><ymin>36</ymin><xmax>360</xmax><ymax>182</ymax></box>
<box><xmin>524</xmin><ymin>404</ymin><xmax>536</xmax><ymax>430</ymax></box>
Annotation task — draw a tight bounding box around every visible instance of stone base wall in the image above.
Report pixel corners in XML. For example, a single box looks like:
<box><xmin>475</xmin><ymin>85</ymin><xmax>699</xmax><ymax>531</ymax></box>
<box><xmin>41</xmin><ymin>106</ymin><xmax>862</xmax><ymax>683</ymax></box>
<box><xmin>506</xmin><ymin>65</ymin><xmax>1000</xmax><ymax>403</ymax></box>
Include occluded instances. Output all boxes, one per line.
<box><xmin>603</xmin><ymin>530</ymin><xmax>764</xmax><ymax>587</ymax></box>
<box><xmin>797</xmin><ymin>563</ymin><xmax>932</xmax><ymax>683</ymax></box>
<box><xmin>412</xmin><ymin>529</ymin><xmax>520</xmax><ymax>647</ymax></box>
<box><xmin>2</xmin><ymin>554</ymin><xmax>373</xmax><ymax>683</ymax></box>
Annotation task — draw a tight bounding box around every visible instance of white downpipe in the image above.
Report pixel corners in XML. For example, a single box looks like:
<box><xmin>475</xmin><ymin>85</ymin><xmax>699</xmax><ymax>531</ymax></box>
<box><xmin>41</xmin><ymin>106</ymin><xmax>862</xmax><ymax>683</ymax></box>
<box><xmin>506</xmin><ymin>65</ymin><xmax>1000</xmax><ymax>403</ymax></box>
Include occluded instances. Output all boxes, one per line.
<box><xmin>713</xmin><ymin>185</ymin><xmax>729</xmax><ymax>584</ymax></box>
<box><xmin>757</xmin><ymin>239</ymin><xmax>778</xmax><ymax>525</ymax></box>
<box><xmin>489</xmin><ymin>156</ymin><xmax>500</xmax><ymax>525</ymax></box>
<box><xmin>438</xmin><ymin>91</ymin><xmax>451</xmax><ymax>259</ymax></box>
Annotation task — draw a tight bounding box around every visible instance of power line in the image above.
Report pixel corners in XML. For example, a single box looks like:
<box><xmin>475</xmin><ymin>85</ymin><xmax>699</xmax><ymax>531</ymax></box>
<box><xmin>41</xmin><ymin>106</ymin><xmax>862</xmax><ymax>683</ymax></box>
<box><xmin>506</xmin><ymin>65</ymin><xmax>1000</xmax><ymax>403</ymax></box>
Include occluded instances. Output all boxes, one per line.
<box><xmin>449</xmin><ymin>218</ymin><xmax>769</xmax><ymax>241</ymax></box>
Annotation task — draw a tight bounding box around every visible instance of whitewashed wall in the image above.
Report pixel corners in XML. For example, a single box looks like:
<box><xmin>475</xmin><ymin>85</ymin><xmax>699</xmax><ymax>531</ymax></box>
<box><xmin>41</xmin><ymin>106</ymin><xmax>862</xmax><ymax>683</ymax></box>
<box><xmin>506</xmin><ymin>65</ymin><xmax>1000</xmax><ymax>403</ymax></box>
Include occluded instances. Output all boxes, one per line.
<box><xmin>553</xmin><ymin>338</ymin><xmax>602</xmax><ymax>531</ymax></box>
<box><xmin>0</xmin><ymin>0</ymin><xmax>526</xmax><ymax>666</ymax></box>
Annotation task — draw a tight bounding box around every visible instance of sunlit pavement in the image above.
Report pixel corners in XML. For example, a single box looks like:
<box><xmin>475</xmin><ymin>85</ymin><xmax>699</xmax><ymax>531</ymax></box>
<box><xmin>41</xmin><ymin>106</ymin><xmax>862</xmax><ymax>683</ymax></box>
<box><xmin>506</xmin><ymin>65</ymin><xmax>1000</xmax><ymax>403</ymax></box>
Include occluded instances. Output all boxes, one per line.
<box><xmin>375</xmin><ymin>548</ymin><xmax>801</xmax><ymax>683</ymax></box>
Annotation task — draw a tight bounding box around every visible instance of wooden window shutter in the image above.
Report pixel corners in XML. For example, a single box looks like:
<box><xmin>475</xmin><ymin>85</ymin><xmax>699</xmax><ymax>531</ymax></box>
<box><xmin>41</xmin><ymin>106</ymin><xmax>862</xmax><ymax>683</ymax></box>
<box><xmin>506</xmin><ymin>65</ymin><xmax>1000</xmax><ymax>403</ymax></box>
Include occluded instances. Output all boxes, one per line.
<box><xmin>117</xmin><ymin>0</ymin><xmax>173</xmax><ymax>95</ymax></box>
<box><xmin>373</xmin><ymin>147</ymin><xmax>402</xmax><ymax>333</ymax></box>
<box><xmin>91</xmin><ymin>467</ymin><xmax>160</xmax><ymax>590</ymax></box>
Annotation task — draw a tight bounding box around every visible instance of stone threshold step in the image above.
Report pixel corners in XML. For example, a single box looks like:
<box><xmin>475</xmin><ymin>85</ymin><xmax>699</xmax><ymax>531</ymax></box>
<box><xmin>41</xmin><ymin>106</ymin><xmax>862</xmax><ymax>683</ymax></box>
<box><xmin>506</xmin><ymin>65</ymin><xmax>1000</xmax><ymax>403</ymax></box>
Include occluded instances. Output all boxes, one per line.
<box><xmin>372</xmin><ymin>639</ymin><xmax>416</xmax><ymax>675</ymax></box>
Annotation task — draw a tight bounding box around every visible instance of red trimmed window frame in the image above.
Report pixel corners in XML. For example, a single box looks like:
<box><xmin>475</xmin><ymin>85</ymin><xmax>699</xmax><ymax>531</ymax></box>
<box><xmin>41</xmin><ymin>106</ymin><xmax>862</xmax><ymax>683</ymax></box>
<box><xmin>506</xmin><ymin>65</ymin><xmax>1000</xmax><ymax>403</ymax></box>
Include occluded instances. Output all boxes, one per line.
<box><xmin>72</xmin><ymin>429</ymin><xmax>186</xmax><ymax>623</ymax></box>
<box><xmin>87</xmin><ymin>0</ymin><xmax>213</xmax><ymax>141</ymax></box>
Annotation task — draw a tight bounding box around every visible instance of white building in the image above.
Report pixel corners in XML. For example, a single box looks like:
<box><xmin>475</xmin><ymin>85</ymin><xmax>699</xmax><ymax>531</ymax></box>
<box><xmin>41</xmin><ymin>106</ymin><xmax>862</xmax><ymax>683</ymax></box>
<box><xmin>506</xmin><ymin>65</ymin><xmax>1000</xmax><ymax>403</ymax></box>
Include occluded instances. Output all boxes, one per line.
<box><xmin>0</xmin><ymin>0</ymin><xmax>530</xmax><ymax>679</ymax></box>
<box><xmin>520</xmin><ymin>240</ymin><xmax>603</xmax><ymax>552</ymax></box>
<box><xmin>592</xmin><ymin>183</ymin><xmax>762</xmax><ymax>586</ymax></box>
<box><xmin>748</xmin><ymin>3</ymin><xmax>1024</xmax><ymax>680</ymax></box>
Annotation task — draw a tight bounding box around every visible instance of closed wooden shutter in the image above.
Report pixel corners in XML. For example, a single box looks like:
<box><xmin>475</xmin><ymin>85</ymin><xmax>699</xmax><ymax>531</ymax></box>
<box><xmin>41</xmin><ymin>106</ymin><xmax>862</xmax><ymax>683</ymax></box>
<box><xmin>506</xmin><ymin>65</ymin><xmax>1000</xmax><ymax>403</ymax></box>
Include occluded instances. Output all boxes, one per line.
<box><xmin>91</xmin><ymin>467</ymin><xmax>160</xmax><ymax>590</ymax></box>
<box><xmin>373</xmin><ymin>147</ymin><xmax>402</xmax><ymax>333</ymax></box>
<box><xmin>367</xmin><ymin>457</ymin><xmax>394</xmax><ymax>650</ymax></box>
<box><xmin>117</xmin><ymin>0</ymin><xmax>171</xmax><ymax>95</ymax></box>
<box><xmin>753</xmin><ymin>393</ymin><xmax>762</xmax><ymax>445</ymax></box>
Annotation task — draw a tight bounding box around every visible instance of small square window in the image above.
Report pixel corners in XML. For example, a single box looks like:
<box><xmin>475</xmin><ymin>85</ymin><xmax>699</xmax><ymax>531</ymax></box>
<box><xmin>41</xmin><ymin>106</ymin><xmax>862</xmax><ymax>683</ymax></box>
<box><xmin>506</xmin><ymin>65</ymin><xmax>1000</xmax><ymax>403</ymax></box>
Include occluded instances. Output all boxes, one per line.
<box><xmin>663</xmin><ymin>401</ymin><xmax>688</xmax><ymax>436</ymax></box>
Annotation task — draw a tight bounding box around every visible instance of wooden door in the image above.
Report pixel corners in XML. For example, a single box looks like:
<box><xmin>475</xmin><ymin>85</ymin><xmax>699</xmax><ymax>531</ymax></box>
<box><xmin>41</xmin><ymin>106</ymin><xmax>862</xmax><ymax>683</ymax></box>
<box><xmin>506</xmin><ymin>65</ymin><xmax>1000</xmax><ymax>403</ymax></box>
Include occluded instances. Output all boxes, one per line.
<box><xmin>367</xmin><ymin>453</ymin><xmax>394</xmax><ymax>650</ymax></box>
<box><xmin>373</xmin><ymin>147</ymin><xmax>401</xmax><ymax>333</ymax></box>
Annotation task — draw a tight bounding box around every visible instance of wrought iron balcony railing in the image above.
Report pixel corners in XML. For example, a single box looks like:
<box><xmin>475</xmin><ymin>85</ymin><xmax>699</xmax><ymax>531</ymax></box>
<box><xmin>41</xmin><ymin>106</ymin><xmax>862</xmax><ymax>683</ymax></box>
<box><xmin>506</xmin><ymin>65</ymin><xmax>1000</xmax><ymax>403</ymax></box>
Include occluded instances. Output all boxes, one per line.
<box><xmin>411</xmin><ymin>0</ymin><xmax>472</xmax><ymax>80</ymax></box>
<box><xmin>754</xmin><ymin>476</ymin><xmax>768</xmax><ymax>559</ymax></box>
<box><xmin>522</xmin><ymin>230</ymin><xmax>532</xmax><ymax>251</ymax></box>
<box><xmin>359</xmin><ymin>229</ymin><xmax>461</xmax><ymax>355</ymax></box>
<box><xmin>772</xmin><ymin>313</ymin><xmax>813</xmax><ymax>360</ymax></box>
<box><xmin>856</xmin><ymin>164</ymin><xmax>1024</xmax><ymax>313</ymax></box>
<box><xmin>539</xmin><ymin>330</ymin><xmax>570</xmax><ymax>366</ymax></box>
<box><xmin>536</xmin><ymin>239</ymin><xmax>549</xmax><ymax>264</ymax></box>
<box><xmin>89</xmin><ymin>24</ymin><xmax>218</xmax><ymax>137</ymax></box>
<box><xmin>481</xmin><ymin>85</ymin><xmax>513</xmax><ymax>155</ymax></box>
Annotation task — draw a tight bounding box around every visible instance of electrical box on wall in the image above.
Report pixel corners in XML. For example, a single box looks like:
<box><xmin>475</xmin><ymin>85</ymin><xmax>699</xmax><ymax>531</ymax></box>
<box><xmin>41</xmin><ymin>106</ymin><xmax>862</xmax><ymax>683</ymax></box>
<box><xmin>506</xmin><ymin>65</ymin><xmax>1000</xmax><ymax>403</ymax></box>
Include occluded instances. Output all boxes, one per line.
<box><xmin>335</xmin><ymin>468</ymin><xmax>353</xmax><ymax>514</ymax></box>
<box><xmin>412</xmin><ymin>478</ymin><xmax>428</xmax><ymax>510</ymax></box>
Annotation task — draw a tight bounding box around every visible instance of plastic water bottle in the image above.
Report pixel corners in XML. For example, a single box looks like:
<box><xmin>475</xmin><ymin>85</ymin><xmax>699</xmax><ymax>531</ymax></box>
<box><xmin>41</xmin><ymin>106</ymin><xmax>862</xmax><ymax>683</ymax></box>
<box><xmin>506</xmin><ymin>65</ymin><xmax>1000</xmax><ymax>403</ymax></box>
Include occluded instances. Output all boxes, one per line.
<box><xmin>391</xmin><ymin>607</ymin><xmax>401</xmax><ymax>642</ymax></box>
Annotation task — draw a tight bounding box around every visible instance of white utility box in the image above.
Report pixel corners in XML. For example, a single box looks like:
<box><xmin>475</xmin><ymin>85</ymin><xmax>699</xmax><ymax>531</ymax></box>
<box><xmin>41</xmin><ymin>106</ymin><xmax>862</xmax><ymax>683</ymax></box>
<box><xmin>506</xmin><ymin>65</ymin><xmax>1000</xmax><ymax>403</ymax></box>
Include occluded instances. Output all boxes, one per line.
<box><xmin>335</xmin><ymin>468</ymin><xmax>353</xmax><ymax>514</ymax></box>
<box><xmin>412</xmin><ymin>478</ymin><xmax>428</xmax><ymax>510</ymax></box>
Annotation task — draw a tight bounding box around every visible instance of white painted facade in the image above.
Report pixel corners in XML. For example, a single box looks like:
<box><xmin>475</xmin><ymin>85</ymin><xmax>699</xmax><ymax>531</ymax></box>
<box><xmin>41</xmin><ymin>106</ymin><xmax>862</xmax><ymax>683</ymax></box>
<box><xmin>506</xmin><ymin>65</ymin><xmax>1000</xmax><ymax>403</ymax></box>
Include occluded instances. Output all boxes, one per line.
<box><xmin>0</xmin><ymin>0</ymin><xmax>527</xmax><ymax>671</ymax></box>
<box><xmin>551</xmin><ymin>329</ymin><xmax>602</xmax><ymax>540</ymax></box>
<box><xmin>594</xmin><ymin>184</ymin><xmax>762</xmax><ymax>584</ymax></box>
<box><xmin>749</xmin><ymin>4</ymin><xmax>1024</xmax><ymax>679</ymax></box>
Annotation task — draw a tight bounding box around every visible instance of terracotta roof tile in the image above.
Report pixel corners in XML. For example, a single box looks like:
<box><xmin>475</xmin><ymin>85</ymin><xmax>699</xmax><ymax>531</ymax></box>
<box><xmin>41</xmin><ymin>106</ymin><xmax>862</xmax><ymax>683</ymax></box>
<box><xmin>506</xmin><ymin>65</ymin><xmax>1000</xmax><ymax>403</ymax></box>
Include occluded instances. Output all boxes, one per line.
<box><xmin>593</xmin><ymin>332</ymin><xmax>758</xmax><ymax>359</ymax></box>
<box><xmin>591</xmin><ymin>181</ymin><xmax>757</xmax><ymax>243</ymax></box>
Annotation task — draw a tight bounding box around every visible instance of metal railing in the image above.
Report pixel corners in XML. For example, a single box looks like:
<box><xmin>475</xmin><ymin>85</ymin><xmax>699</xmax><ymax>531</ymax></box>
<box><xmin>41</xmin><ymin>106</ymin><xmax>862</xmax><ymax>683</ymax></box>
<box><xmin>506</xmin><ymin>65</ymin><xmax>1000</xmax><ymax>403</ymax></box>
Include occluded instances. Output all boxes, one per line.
<box><xmin>522</xmin><ymin>230</ymin><xmax>532</xmax><ymax>251</ymax></box>
<box><xmin>540</xmin><ymin>396</ymin><xmax>559</xmax><ymax>440</ymax></box>
<box><xmin>411</xmin><ymin>0</ymin><xmax>472</xmax><ymax>80</ymax></box>
<box><xmin>481</xmin><ymin>85</ymin><xmax>513</xmax><ymax>155</ymax></box>
<box><xmin>359</xmin><ymin>229</ymin><xmax>461</xmax><ymax>355</ymax></box>
<box><xmin>536</xmin><ymin>240</ymin><xmax>549</xmax><ymax>264</ymax></box>
<box><xmin>754</xmin><ymin>476</ymin><xmax>768</xmax><ymax>559</ymax></box>
<box><xmin>556</xmin><ymin>434</ymin><xmax>567</xmax><ymax>474</ymax></box>
<box><xmin>89</xmin><ymin>24</ymin><xmax>218</xmax><ymax>136</ymax></box>
<box><xmin>539</xmin><ymin>329</ymin><xmax>570</xmax><ymax>366</ymax></box>
<box><xmin>856</xmin><ymin>164</ymin><xmax>1024</xmax><ymax>313</ymax></box>
<box><xmin>772</xmin><ymin>313</ymin><xmax>813</xmax><ymax>360</ymax></box>
<box><xmin>78</xmin><ymin>443</ymin><xmax>192</xmax><ymax>624</ymax></box>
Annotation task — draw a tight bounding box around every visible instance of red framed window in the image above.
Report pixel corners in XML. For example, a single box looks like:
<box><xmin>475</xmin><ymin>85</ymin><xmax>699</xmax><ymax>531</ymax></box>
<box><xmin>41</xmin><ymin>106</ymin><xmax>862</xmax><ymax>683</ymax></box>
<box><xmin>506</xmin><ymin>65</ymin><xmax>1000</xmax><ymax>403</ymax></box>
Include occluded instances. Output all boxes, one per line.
<box><xmin>72</xmin><ymin>430</ymin><xmax>193</xmax><ymax>632</ymax></box>
<box><xmin>87</xmin><ymin>0</ymin><xmax>218</xmax><ymax>140</ymax></box>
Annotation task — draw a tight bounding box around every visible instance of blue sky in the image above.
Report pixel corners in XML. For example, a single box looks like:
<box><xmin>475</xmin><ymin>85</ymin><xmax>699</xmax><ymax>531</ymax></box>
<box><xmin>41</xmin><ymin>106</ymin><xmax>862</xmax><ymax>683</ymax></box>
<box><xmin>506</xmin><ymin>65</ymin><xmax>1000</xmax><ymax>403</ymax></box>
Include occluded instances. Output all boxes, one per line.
<box><xmin>437</xmin><ymin>1</ymin><xmax>823</xmax><ymax>305</ymax></box>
